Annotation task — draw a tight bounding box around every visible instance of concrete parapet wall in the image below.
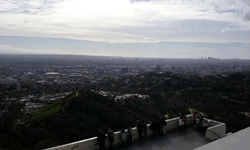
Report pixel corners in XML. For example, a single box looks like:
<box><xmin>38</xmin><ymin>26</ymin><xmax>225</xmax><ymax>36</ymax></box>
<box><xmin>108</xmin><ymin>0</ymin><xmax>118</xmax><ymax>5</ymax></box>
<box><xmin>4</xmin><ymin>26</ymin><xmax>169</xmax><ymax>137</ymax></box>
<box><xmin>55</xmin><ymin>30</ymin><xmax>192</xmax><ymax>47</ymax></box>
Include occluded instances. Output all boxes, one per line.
<box><xmin>205</xmin><ymin>123</ymin><xmax>226</xmax><ymax>141</ymax></box>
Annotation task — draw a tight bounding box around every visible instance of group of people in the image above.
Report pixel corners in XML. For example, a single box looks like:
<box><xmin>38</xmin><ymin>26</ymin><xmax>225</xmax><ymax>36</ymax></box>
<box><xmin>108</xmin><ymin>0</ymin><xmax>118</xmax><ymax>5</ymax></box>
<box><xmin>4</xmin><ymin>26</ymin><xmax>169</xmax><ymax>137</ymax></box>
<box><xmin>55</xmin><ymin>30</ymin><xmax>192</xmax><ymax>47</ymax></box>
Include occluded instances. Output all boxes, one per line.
<box><xmin>96</xmin><ymin>128</ymin><xmax>114</xmax><ymax>150</ymax></box>
<box><xmin>178</xmin><ymin>113</ymin><xmax>188</xmax><ymax>133</ymax></box>
<box><xmin>193</xmin><ymin>113</ymin><xmax>210</xmax><ymax>135</ymax></box>
<box><xmin>119</xmin><ymin>127</ymin><xmax>133</xmax><ymax>146</ymax></box>
<box><xmin>119</xmin><ymin>120</ymin><xmax>148</xmax><ymax>148</ymax></box>
<box><xmin>96</xmin><ymin>125</ymin><xmax>141</xmax><ymax>150</ymax></box>
<box><xmin>136</xmin><ymin>120</ymin><xmax>148</xmax><ymax>141</ymax></box>
<box><xmin>97</xmin><ymin>114</ymin><xmax>211</xmax><ymax>150</ymax></box>
<box><xmin>179</xmin><ymin>113</ymin><xmax>210</xmax><ymax>135</ymax></box>
<box><xmin>97</xmin><ymin>114</ymin><xmax>210</xmax><ymax>150</ymax></box>
<box><xmin>119</xmin><ymin>118</ymin><xmax>168</xmax><ymax>147</ymax></box>
<box><xmin>96</xmin><ymin>117</ymin><xmax>168</xmax><ymax>150</ymax></box>
<box><xmin>149</xmin><ymin>117</ymin><xmax>168</xmax><ymax>136</ymax></box>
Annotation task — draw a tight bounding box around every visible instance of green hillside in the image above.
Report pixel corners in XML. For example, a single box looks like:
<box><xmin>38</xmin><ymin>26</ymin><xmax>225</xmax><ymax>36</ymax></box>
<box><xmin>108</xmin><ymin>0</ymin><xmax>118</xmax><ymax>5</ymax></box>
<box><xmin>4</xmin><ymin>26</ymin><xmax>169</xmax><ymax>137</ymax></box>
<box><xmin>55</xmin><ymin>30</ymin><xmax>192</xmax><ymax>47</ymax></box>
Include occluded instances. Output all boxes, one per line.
<box><xmin>23</xmin><ymin>99</ymin><xmax>66</xmax><ymax>122</ymax></box>
<box><xmin>1</xmin><ymin>90</ymin><xmax>162</xmax><ymax>150</ymax></box>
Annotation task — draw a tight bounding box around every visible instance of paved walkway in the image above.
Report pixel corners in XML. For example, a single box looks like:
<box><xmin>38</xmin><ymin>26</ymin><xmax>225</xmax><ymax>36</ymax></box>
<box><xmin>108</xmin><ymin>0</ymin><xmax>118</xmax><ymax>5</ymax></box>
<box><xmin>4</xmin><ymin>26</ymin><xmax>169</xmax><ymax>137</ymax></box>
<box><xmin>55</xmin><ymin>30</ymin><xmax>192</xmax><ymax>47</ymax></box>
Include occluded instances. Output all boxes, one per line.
<box><xmin>114</xmin><ymin>127</ymin><xmax>208</xmax><ymax>150</ymax></box>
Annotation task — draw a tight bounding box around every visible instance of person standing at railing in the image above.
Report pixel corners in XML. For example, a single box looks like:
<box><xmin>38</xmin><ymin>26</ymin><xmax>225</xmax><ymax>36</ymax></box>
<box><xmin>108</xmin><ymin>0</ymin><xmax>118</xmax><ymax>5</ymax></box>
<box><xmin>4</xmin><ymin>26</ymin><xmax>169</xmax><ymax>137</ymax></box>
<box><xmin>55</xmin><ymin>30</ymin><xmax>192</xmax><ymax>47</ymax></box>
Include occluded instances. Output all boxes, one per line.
<box><xmin>179</xmin><ymin>117</ymin><xmax>185</xmax><ymax>134</ymax></box>
<box><xmin>150</xmin><ymin>119</ymin><xmax>157</xmax><ymax>136</ymax></box>
<box><xmin>107</xmin><ymin>128</ymin><xmax>114</xmax><ymax>150</ymax></box>
<box><xmin>97</xmin><ymin>129</ymin><xmax>107</xmax><ymax>150</ymax></box>
<box><xmin>160</xmin><ymin>117</ymin><xmax>167</xmax><ymax>135</ymax></box>
<box><xmin>155</xmin><ymin>119</ymin><xmax>162</xmax><ymax>135</ymax></box>
<box><xmin>197</xmin><ymin>114</ymin><xmax>204</xmax><ymax>132</ymax></box>
<box><xmin>127</xmin><ymin>127</ymin><xmax>133</xmax><ymax>145</ymax></box>
<box><xmin>200</xmin><ymin>115</ymin><xmax>203</xmax><ymax>123</ymax></box>
<box><xmin>137</xmin><ymin>121</ymin><xmax>143</xmax><ymax>140</ymax></box>
<box><xmin>201</xmin><ymin>120</ymin><xmax>210</xmax><ymax>135</ymax></box>
<box><xmin>195</xmin><ymin>114</ymin><xmax>200</xmax><ymax>130</ymax></box>
<box><xmin>142</xmin><ymin>120</ymin><xmax>148</xmax><ymax>140</ymax></box>
<box><xmin>193</xmin><ymin>114</ymin><xmax>197</xmax><ymax>129</ymax></box>
<box><xmin>120</xmin><ymin>128</ymin><xmax>128</xmax><ymax>146</ymax></box>
<box><xmin>182</xmin><ymin>116</ymin><xmax>188</xmax><ymax>132</ymax></box>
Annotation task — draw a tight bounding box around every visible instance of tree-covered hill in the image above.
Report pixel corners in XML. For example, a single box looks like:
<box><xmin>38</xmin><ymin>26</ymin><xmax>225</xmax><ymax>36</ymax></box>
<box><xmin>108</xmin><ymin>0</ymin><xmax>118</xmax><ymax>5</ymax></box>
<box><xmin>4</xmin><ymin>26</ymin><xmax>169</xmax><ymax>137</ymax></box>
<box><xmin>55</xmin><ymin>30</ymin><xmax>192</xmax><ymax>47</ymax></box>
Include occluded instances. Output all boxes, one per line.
<box><xmin>0</xmin><ymin>90</ymin><xmax>163</xmax><ymax>150</ymax></box>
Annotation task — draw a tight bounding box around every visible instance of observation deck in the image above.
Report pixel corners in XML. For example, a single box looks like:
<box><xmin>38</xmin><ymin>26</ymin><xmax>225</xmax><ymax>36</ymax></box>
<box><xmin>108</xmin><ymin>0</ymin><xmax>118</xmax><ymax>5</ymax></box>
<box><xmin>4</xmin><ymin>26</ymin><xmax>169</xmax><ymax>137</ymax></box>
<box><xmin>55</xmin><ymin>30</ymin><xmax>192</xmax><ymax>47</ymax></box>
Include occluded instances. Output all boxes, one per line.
<box><xmin>45</xmin><ymin>114</ymin><xmax>226</xmax><ymax>150</ymax></box>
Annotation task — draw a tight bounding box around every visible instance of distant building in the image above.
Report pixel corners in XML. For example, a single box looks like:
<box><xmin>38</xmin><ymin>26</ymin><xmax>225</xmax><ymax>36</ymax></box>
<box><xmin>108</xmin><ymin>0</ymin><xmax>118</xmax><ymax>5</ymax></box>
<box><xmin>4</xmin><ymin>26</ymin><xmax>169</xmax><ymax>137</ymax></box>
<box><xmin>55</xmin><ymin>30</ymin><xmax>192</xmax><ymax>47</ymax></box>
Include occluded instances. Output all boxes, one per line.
<box><xmin>208</xmin><ymin>57</ymin><xmax>213</xmax><ymax>60</ymax></box>
<box><xmin>155</xmin><ymin>65</ymin><xmax>161</xmax><ymax>72</ymax></box>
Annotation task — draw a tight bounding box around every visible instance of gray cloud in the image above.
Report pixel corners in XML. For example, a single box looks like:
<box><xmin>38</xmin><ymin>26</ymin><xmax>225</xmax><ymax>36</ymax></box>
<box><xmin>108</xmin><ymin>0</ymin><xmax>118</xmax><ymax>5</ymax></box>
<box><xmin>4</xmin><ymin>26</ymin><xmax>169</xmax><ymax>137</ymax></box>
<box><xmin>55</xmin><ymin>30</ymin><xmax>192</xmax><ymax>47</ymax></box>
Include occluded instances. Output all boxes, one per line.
<box><xmin>0</xmin><ymin>0</ymin><xmax>64</xmax><ymax>14</ymax></box>
<box><xmin>245</xmin><ymin>12</ymin><xmax>250</xmax><ymax>21</ymax></box>
<box><xmin>217</xmin><ymin>9</ymin><xmax>243</xmax><ymax>14</ymax></box>
<box><xmin>221</xmin><ymin>26</ymin><xmax>250</xmax><ymax>32</ymax></box>
<box><xmin>1</xmin><ymin>0</ymin><xmax>250</xmax><ymax>44</ymax></box>
<box><xmin>241</xmin><ymin>0</ymin><xmax>250</xmax><ymax>6</ymax></box>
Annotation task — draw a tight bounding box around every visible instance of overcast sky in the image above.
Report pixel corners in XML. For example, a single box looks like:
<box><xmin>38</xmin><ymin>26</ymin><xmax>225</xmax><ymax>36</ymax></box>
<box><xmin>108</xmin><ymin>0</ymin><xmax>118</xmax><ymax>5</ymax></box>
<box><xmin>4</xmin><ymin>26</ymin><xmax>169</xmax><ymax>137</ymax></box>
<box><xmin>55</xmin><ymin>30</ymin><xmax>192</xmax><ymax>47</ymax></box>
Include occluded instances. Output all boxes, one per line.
<box><xmin>0</xmin><ymin>0</ymin><xmax>250</xmax><ymax>59</ymax></box>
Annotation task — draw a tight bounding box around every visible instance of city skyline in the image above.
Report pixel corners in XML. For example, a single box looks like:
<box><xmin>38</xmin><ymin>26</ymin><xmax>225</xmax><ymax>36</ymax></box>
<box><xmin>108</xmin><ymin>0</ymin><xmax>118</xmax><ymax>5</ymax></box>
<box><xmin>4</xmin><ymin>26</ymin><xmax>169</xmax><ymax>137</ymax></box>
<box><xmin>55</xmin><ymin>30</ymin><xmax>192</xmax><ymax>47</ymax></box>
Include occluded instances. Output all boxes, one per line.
<box><xmin>0</xmin><ymin>0</ymin><xmax>250</xmax><ymax>58</ymax></box>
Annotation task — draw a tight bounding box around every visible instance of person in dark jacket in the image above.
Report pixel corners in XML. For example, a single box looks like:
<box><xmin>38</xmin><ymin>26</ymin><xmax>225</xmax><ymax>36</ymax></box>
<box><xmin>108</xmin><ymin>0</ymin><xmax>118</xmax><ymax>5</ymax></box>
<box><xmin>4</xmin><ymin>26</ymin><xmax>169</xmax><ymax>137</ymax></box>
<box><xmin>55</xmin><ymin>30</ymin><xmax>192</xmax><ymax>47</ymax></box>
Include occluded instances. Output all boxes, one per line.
<box><xmin>107</xmin><ymin>128</ymin><xmax>114</xmax><ymax>150</ymax></box>
<box><xmin>197</xmin><ymin>114</ymin><xmax>203</xmax><ymax>132</ymax></box>
<box><xmin>150</xmin><ymin>119</ymin><xmax>157</xmax><ymax>136</ymax></box>
<box><xmin>201</xmin><ymin>120</ymin><xmax>210</xmax><ymax>135</ymax></box>
<box><xmin>127</xmin><ymin>127</ymin><xmax>133</xmax><ymax>145</ymax></box>
<box><xmin>155</xmin><ymin>119</ymin><xmax>162</xmax><ymax>135</ymax></box>
<box><xmin>137</xmin><ymin>121</ymin><xmax>143</xmax><ymax>140</ymax></box>
<box><xmin>97</xmin><ymin>129</ymin><xmax>106</xmax><ymax>150</ymax></box>
<box><xmin>142</xmin><ymin>120</ymin><xmax>148</xmax><ymax>140</ymax></box>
